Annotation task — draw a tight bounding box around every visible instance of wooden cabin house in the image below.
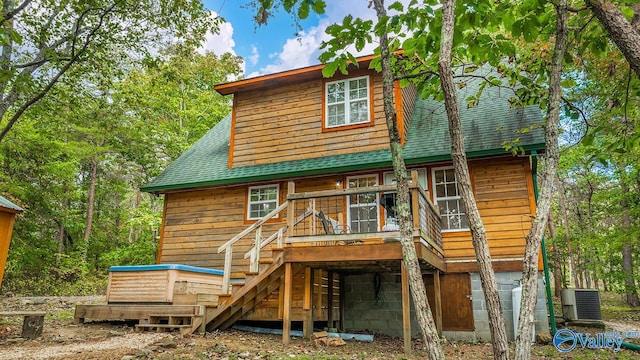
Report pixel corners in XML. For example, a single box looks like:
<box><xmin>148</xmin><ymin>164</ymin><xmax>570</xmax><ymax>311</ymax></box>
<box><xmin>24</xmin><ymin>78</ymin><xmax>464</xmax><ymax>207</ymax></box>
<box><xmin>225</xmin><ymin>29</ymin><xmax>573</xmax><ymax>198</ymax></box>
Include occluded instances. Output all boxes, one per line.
<box><xmin>76</xmin><ymin>56</ymin><xmax>550</xmax><ymax>346</ymax></box>
<box><xmin>0</xmin><ymin>195</ymin><xmax>23</xmax><ymax>286</ymax></box>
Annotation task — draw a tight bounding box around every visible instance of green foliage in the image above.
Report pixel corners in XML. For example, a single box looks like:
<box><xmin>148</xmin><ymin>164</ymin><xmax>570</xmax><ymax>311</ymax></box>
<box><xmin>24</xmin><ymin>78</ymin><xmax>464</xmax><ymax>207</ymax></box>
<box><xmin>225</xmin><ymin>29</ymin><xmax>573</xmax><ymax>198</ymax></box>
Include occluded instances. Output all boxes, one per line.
<box><xmin>0</xmin><ymin>42</ymin><xmax>240</xmax><ymax>295</ymax></box>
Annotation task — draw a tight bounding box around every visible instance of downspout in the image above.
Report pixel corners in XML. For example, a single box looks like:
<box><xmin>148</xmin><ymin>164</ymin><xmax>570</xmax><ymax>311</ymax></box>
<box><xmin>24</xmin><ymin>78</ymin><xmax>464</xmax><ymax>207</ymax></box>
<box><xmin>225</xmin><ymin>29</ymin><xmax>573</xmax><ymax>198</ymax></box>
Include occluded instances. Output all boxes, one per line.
<box><xmin>532</xmin><ymin>151</ymin><xmax>640</xmax><ymax>352</ymax></box>
<box><xmin>530</xmin><ymin>150</ymin><xmax>557</xmax><ymax>335</ymax></box>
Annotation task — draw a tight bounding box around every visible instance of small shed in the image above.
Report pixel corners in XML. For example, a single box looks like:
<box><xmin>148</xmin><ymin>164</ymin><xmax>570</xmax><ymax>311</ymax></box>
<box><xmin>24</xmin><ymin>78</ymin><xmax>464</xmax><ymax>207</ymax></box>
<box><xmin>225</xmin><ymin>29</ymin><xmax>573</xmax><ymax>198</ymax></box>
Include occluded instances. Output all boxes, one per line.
<box><xmin>0</xmin><ymin>195</ymin><xmax>23</xmax><ymax>286</ymax></box>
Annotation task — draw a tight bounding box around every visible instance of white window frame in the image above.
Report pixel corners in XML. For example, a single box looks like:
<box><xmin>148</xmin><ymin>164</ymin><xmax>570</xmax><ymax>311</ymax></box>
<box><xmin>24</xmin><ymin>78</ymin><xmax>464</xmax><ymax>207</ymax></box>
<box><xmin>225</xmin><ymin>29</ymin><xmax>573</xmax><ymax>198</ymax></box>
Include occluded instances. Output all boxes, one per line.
<box><xmin>383</xmin><ymin>168</ymin><xmax>428</xmax><ymax>190</ymax></box>
<box><xmin>346</xmin><ymin>174</ymin><xmax>380</xmax><ymax>232</ymax></box>
<box><xmin>325</xmin><ymin>75</ymin><xmax>371</xmax><ymax>128</ymax></box>
<box><xmin>431</xmin><ymin>166</ymin><xmax>469</xmax><ymax>232</ymax></box>
<box><xmin>247</xmin><ymin>184</ymin><xmax>280</xmax><ymax>220</ymax></box>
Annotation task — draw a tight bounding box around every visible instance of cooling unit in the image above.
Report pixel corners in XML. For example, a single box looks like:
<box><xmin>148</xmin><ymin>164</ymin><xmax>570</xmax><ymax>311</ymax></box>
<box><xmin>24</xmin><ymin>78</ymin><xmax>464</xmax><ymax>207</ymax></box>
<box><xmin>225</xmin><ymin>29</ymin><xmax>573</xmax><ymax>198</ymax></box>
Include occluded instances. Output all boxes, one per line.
<box><xmin>560</xmin><ymin>288</ymin><xmax>602</xmax><ymax>321</ymax></box>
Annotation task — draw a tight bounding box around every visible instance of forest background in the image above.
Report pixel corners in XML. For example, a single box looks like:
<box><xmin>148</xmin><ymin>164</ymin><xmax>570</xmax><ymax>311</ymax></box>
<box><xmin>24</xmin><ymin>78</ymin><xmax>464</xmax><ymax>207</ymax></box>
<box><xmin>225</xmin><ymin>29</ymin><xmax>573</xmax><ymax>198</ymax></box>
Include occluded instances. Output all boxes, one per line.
<box><xmin>0</xmin><ymin>0</ymin><xmax>638</xmax><ymax>311</ymax></box>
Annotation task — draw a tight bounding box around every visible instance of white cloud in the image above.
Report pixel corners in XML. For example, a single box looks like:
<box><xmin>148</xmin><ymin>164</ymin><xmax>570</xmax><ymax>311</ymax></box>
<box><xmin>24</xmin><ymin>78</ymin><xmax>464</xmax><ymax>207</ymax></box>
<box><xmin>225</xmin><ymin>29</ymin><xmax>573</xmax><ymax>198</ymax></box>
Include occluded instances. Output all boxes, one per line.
<box><xmin>200</xmin><ymin>12</ymin><xmax>236</xmax><ymax>55</ymax></box>
<box><xmin>248</xmin><ymin>45</ymin><xmax>259</xmax><ymax>66</ymax></box>
<box><xmin>199</xmin><ymin>11</ymin><xmax>246</xmax><ymax>74</ymax></box>
<box><xmin>253</xmin><ymin>1</ymin><xmax>416</xmax><ymax>76</ymax></box>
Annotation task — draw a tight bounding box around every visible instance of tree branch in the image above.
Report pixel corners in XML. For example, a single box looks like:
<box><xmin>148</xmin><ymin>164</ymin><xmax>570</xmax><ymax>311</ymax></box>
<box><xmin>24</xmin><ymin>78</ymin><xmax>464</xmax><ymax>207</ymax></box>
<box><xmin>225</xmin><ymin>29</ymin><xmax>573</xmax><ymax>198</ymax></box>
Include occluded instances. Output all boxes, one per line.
<box><xmin>0</xmin><ymin>3</ymin><xmax>117</xmax><ymax>143</ymax></box>
<box><xmin>586</xmin><ymin>0</ymin><xmax>640</xmax><ymax>78</ymax></box>
<box><xmin>393</xmin><ymin>69</ymin><xmax>438</xmax><ymax>82</ymax></box>
<box><xmin>0</xmin><ymin>0</ymin><xmax>32</xmax><ymax>23</ymax></box>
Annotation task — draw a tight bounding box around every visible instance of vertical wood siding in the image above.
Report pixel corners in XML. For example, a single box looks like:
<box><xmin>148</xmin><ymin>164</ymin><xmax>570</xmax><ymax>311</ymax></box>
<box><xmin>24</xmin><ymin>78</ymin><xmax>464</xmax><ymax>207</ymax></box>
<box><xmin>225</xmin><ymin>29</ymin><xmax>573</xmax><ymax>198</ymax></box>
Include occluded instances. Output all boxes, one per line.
<box><xmin>231</xmin><ymin>71</ymin><xmax>390</xmax><ymax>167</ymax></box>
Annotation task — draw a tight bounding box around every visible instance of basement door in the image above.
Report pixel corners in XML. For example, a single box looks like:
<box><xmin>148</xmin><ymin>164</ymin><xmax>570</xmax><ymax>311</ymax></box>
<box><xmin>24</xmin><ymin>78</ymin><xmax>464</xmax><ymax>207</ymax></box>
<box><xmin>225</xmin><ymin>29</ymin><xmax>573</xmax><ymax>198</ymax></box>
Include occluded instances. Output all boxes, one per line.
<box><xmin>426</xmin><ymin>273</ymin><xmax>474</xmax><ymax>331</ymax></box>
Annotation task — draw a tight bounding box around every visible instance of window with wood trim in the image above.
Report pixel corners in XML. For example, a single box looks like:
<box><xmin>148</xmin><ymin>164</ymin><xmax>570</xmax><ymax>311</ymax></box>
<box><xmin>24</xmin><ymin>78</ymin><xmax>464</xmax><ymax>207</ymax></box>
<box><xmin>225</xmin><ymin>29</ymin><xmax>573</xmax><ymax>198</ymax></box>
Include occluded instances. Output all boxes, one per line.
<box><xmin>247</xmin><ymin>185</ymin><xmax>279</xmax><ymax>220</ymax></box>
<box><xmin>325</xmin><ymin>76</ymin><xmax>370</xmax><ymax>128</ymax></box>
<box><xmin>347</xmin><ymin>174</ymin><xmax>379</xmax><ymax>232</ymax></box>
<box><xmin>432</xmin><ymin>166</ymin><xmax>469</xmax><ymax>231</ymax></box>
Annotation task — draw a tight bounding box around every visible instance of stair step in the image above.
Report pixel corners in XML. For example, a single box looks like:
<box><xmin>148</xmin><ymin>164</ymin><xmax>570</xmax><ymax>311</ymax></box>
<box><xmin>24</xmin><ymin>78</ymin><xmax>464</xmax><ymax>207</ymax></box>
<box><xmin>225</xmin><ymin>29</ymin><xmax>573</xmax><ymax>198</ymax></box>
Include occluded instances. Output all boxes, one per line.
<box><xmin>258</xmin><ymin>258</ymin><xmax>274</xmax><ymax>264</ymax></box>
<box><xmin>269</xmin><ymin>247</ymin><xmax>284</xmax><ymax>252</ymax></box>
<box><xmin>136</xmin><ymin>324</ymin><xmax>192</xmax><ymax>329</ymax></box>
<box><xmin>244</xmin><ymin>271</ymin><xmax>259</xmax><ymax>276</ymax></box>
<box><xmin>148</xmin><ymin>313</ymin><xmax>201</xmax><ymax>318</ymax></box>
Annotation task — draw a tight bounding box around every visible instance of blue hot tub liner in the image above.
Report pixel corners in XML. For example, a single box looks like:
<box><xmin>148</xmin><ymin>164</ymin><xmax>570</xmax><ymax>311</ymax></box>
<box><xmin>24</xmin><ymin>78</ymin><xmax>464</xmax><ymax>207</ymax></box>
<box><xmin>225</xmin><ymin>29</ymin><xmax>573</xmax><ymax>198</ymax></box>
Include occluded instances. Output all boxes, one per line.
<box><xmin>108</xmin><ymin>264</ymin><xmax>224</xmax><ymax>276</ymax></box>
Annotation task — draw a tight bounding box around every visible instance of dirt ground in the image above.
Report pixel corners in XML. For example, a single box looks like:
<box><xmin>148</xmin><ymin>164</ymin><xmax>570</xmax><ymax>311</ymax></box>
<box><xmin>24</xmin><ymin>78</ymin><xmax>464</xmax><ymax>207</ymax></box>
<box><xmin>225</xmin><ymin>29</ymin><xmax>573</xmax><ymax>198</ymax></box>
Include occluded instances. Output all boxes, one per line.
<box><xmin>0</xmin><ymin>296</ymin><xmax>639</xmax><ymax>359</ymax></box>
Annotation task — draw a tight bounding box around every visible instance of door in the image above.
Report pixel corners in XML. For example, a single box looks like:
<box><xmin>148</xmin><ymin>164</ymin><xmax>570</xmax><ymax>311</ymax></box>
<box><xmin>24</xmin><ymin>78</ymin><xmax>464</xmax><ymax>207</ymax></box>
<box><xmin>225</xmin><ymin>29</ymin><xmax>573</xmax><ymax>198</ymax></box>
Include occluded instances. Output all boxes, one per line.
<box><xmin>346</xmin><ymin>174</ymin><xmax>379</xmax><ymax>232</ymax></box>
<box><xmin>440</xmin><ymin>273</ymin><xmax>474</xmax><ymax>331</ymax></box>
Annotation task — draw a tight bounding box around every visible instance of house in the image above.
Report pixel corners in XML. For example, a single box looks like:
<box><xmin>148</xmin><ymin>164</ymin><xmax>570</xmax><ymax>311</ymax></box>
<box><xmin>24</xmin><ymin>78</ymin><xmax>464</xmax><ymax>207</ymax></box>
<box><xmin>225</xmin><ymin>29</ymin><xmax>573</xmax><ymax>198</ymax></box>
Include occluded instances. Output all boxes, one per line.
<box><xmin>77</xmin><ymin>55</ymin><xmax>550</xmax><ymax>346</ymax></box>
<box><xmin>0</xmin><ymin>195</ymin><xmax>23</xmax><ymax>286</ymax></box>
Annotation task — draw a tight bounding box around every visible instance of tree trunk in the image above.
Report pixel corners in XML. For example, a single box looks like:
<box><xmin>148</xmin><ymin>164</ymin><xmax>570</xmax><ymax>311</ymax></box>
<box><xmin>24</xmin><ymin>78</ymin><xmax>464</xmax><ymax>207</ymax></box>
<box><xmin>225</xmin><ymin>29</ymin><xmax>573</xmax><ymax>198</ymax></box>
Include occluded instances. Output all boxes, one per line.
<box><xmin>557</xmin><ymin>178</ymin><xmax>579</xmax><ymax>288</ymax></box>
<box><xmin>56</xmin><ymin>221</ymin><xmax>65</xmax><ymax>266</ymax></box>
<box><xmin>618</xmin><ymin>164</ymin><xmax>640</xmax><ymax>306</ymax></box>
<box><xmin>82</xmin><ymin>157</ymin><xmax>98</xmax><ymax>262</ymax></box>
<box><xmin>438</xmin><ymin>1</ymin><xmax>509</xmax><ymax>359</ymax></box>
<box><xmin>372</xmin><ymin>1</ymin><xmax>444</xmax><ymax>358</ymax></box>
<box><xmin>547</xmin><ymin>215</ymin><xmax>562</xmax><ymax>297</ymax></box>
<box><xmin>514</xmin><ymin>0</ymin><xmax>567</xmax><ymax>358</ymax></box>
<box><xmin>586</xmin><ymin>0</ymin><xmax>640</xmax><ymax>78</ymax></box>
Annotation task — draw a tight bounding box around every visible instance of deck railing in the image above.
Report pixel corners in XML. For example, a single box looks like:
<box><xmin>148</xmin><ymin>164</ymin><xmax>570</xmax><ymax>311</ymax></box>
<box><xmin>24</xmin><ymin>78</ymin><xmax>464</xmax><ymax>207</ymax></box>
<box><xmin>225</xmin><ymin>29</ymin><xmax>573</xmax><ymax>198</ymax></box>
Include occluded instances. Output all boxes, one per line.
<box><xmin>286</xmin><ymin>180</ymin><xmax>442</xmax><ymax>252</ymax></box>
<box><xmin>219</xmin><ymin>178</ymin><xmax>443</xmax><ymax>294</ymax></box>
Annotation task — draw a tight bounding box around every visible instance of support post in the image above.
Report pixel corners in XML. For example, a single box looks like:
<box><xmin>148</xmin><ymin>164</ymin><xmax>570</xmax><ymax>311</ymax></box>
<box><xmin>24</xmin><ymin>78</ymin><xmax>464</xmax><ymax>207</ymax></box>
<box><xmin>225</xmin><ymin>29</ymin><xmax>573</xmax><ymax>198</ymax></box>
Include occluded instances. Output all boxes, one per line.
<box><xmin>287</xmin><ymin>181</ymin><xmax>295</xmax><ymax>241</ymax></box>
<box><xmin>327</xmin><ymin>271</ymin><xmax>334</xmax><ymax>328</ymax></box>
<box><xmin>316</xmin><ymin>270</ymin><xmax>323</xmax><ymax>319</ymax></box>
<box><xmin>401</xmin><ymin>261</ymin><xmax>411</xmax><ymax>354</ymax></box>
<box><xmin>283</xmin><ymin>262</ymin><xmax>293</xmax><ymax>344</ymax></box>
<box><xmin>252</xmin><ymin>226</ymin><xmax>262</xmax><ymax>273</ymax></box>
<box><xmin>222</xmin><ymin>245</ymin><xmax>233</xmax><ymax>294</ymax></box>
<box><xmin>339</xmin><ymin>273</ymin><xmax>345</xmax><ymax>331</ymax></box>
<box><xmin>434</xmin><ymin>270</ymin><xmax>443</xmax><ymax>336</ymax></box>
<box><xmin>303</xmin><ymin>267</ymin><xmax>314</xmax><ymax>338</ymax></box>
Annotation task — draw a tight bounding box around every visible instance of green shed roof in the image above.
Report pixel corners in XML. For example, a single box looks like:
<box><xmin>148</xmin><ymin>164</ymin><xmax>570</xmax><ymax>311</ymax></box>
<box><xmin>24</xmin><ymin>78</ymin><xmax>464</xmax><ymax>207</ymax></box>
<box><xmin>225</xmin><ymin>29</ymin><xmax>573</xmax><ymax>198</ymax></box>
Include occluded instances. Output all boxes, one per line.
<box><xmin>142</xmin><ymin>76</ymin><xmax>545</xmax><ymax>193</ymax></box>
<box><xmin>0</xmin><ymin>195</ymin><xmax>23</xmax><ymax>212</ymax></box>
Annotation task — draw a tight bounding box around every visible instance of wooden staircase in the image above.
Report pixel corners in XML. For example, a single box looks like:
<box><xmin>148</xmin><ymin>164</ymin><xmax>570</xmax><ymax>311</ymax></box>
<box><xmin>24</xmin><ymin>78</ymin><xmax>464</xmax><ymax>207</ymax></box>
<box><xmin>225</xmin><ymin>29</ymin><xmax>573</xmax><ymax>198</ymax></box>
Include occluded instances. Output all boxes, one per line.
<box><xmin>136</xmin><ymin>308</ymin><xmax>205</xmax><ymax>334</ymax></box>
<box><xmin>205</xmin><ymin>249</ymin><xmax>285</xmax><ymax>330</ymax></box>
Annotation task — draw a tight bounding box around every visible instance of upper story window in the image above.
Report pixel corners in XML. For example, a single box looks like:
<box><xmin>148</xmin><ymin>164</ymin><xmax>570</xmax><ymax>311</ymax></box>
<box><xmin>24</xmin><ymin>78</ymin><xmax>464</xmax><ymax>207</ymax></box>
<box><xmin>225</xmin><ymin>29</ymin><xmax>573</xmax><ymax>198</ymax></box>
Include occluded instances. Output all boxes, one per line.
<box><xmin>248</xmin><ymin>185</ymin><xmax>279</xmax><ymax>220</ymax></box>
<box><xmin>325</xmin><ymin>76</ymin><xmax>371</xmax><ymax>128</ymax></box>
<box><xmin>432</xmin><ymin>166</ymin><xmax>469</xmax><ymax>231</ymax></box>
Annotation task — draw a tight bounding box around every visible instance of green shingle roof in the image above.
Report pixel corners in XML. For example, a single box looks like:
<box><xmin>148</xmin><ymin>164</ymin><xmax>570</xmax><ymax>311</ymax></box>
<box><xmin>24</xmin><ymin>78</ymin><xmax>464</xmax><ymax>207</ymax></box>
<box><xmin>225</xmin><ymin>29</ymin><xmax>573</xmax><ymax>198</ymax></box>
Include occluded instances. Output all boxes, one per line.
<box><xmin>142</xmin><ymin>77</ymin><xmax>544</xmax><ymax>193</ymax></box>
<box><xmin>0</xmin><ymin>195</ymin><xmax>23</xmax><ymax>212</ymax></box>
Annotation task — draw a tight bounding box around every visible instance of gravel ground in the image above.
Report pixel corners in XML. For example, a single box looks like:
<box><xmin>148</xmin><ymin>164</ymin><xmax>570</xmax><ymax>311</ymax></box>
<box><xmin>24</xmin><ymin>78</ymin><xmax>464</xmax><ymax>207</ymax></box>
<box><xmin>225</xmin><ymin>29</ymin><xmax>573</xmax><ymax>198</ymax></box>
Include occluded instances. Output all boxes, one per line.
<box><xmin>1</xmin><ymin>295</ymin><xmax>639</xmax><ymax>359</ymax></box>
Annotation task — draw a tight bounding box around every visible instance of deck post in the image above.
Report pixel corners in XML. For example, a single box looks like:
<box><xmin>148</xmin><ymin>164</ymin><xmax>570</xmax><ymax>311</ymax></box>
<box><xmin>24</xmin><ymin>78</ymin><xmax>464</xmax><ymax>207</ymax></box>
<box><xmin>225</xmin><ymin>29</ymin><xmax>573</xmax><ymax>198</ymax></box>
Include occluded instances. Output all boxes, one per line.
<box><xmin>282</xmin><ymin>262</ymin><xmax>293</xmax><ymax>344</ymax></box>
<box><xmin>410</xmin><ymin>171</ymin><xmax>420</xmax><ymax>231</ymax></box>
<box><xmin>338</xmin><ymin>273</ymin><xmax>345</xmax><ymax>331</ymax></box>
<box><xmin>303</xmin><ymin>267</ymin><xmax>313</xmax><ymax>338</ymax></box>
<box><xmin>222</xmin><ymin>245</ymin><xmax>233</xmax><ymax>294</ymax></box>
<box><xmin>327</xmin><ymin>271</ymin><xmax>334</xmax><ymax>328</ymax></box>
<box><xmin>251</xmin><ymin>226</ymin><xmax>262</xmax><ymax>273</ymax></box>
<box><xmin>401</xmin><ymin>261</ymin><xmax>411</xmax><ymax>354</ymax></box>
<box><xmin>434</xmin><ymin>270</ymin><xmax>443</xmax><ymax>336</ymax></box>
<box><xmin>287</xmin><ymin>181</ymin><xmax>295</xmax><ymax>240</ymax></box>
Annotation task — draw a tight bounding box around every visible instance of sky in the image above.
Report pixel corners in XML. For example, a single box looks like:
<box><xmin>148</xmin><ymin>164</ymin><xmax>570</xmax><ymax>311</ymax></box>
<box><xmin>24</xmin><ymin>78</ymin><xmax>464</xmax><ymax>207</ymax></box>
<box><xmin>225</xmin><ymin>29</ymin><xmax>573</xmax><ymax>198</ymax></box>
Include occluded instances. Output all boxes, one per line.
<box><xmin>200</xmin><ymin>1</ymin><xmax>382</xmax><ymax>78</ymax></box>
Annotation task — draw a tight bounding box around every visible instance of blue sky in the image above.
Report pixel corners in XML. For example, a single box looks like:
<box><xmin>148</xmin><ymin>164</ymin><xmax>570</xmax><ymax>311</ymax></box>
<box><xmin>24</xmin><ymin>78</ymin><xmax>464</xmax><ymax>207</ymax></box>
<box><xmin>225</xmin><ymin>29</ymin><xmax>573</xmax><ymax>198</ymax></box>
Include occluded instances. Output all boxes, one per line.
<box><xmin>200</xmin><ymin>1</ymin><xmax>382</xmax><ymax>78</ymax></box>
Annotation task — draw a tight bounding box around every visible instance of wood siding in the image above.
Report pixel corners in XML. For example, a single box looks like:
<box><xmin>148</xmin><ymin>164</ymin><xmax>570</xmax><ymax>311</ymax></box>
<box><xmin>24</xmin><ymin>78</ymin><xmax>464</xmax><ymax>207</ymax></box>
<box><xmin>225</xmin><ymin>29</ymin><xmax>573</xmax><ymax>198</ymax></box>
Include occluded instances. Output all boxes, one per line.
<box><xmin>159</xmin><ymin>157</ymin><xmax>535</xmax><ymax>272</ymax></box>
<box><xmin>440</xmin><ymin>157</ymin><xmax>534</xmax><ymax>261</ymax></box>
<box><xmin>230</xmin><ymin>70</ymin><xmax>390</xmax><ymax>167</ymax></box>
<box><xmin>0</xmin><ymin>210</ymin><xmax>18</xmax><ymax>285</ymax></box>
<box><xmin>159</xmin><ymin>176</ymin><xmax>343</xmax><ymax>274</ymax></box>
<box><xmin>160</xmin><ymin>185</ymin><xmax>281</xmax><ymax>274</ymax></box>
<box><xmin>106</xmin><ymin>269</ymin><xmax>222</xmax><ymax>304</ymax></box>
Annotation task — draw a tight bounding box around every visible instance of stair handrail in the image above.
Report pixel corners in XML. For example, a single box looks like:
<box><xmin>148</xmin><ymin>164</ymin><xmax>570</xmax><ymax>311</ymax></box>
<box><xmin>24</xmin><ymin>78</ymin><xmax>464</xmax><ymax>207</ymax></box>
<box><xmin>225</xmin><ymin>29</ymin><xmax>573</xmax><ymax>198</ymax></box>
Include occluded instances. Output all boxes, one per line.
<box><xmin>217</xmin><ymin>201</ymin><xmax>289</xmax><ymax>293</ymax></box>
<box><xmin>243</xmin><ymin>207</ymin><xmax>316</xmax><ymax>263</ymax></box>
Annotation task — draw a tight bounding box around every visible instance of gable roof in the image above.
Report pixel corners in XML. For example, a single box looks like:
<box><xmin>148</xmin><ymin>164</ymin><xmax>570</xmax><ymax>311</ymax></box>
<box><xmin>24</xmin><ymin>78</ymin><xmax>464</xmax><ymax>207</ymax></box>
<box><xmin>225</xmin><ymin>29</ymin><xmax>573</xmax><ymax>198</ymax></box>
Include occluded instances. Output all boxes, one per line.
<box><xmin>142</xmin><ymin>75</ymin><xmax>545</xmax><ymax>193</ymax></box>
<box><xmin>0</xmin><ymin>195</ymin><xmax>23</xmax><ymax>213</ymax></box>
